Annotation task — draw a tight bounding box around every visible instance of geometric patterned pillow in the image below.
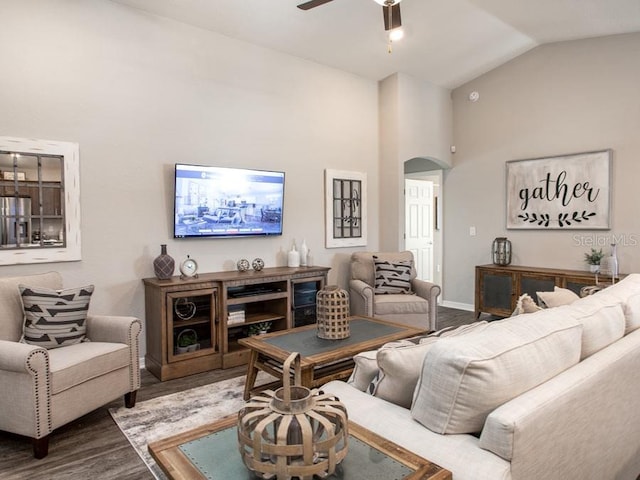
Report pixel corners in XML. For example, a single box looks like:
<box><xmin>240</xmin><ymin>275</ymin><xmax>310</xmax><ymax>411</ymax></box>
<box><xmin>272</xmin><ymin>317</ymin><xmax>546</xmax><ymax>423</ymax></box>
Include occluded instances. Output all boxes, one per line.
<box><xmin>19</xmin><ymin>284</ymin><xmax>94</xmax><ymax>349</ymax></box>
<box><xmin>373</xmin><ymin>256</ymin><xmax>413</xmax><ymax>294</ymax></box>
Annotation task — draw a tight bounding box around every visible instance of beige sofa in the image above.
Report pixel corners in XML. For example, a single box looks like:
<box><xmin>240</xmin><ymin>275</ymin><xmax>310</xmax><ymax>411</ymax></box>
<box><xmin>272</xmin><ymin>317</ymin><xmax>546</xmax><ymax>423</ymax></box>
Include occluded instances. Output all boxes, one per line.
<box><xmin>324</xmin><ymin>274</ymin><xmax>640</xmax><ymax>480</ymax></box>
<box><xmin>349</xmin><ymin>251</ymin><xmax>441</xmax><ymax>331</ymax></box>
<box><xmin>0</xmin><ymin>272</ymin><xmax>141</xmax><ymax>458</ymax></box>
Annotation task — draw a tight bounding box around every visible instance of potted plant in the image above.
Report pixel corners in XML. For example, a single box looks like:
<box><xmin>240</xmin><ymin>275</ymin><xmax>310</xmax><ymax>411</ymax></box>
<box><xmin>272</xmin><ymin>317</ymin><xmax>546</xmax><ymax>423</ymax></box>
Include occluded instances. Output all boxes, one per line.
<box><xmin>176</xmin><ymin>329</ymin><xmax>198</xmax><ymax>354</ymax></box>
<box><xmin>248</xmin><ymin>321</ymin><xmax>272</xmax><ymax>336</ymax></box>
<box><xmin>584</xmin><ymin>248</ymin><xmax>604</xmax><ymax>272</ymax></box>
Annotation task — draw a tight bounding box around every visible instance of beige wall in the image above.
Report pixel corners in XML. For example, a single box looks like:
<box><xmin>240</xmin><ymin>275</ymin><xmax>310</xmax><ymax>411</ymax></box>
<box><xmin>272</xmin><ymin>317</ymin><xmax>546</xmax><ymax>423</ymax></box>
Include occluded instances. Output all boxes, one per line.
<box><xmin>379</xmin><ymin>73</ymin><xmax>452</xmax><ymax>251</ymax></box>
<box><xmin>0</xmin><ymin>0</ymin><xmax>379</xmax><ymax>355</ymax></box>
<box><xmin>446</xmin><ymin>33</ymin><xmax>640</xmax><ymax>307</ymax></box>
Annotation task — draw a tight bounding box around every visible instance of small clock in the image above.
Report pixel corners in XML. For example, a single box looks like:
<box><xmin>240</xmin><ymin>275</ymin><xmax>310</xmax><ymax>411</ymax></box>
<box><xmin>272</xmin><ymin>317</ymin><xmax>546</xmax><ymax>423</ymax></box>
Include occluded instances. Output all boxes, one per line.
<box><xmin>180</xmin><ymin>255</ymin><xmax>199</xmax><ymax>279</ymax></box>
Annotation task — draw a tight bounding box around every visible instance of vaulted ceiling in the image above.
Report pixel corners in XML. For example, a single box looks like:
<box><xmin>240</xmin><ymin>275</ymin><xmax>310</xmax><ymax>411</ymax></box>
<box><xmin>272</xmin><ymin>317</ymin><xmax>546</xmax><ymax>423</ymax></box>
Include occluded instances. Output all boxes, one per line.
<box><xmin>111</xmin><ymin>0</ymin><xmax>640</xmax><ymax>88</ymax></box>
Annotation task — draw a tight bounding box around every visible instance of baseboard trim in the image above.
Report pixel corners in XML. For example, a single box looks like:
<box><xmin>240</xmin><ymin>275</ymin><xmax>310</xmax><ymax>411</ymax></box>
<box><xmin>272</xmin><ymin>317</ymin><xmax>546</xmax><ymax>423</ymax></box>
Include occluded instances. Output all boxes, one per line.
<box><xmin>440</xmin><ymin>300</ymin><xmax>474</xmax><ymax>312</ymax></box>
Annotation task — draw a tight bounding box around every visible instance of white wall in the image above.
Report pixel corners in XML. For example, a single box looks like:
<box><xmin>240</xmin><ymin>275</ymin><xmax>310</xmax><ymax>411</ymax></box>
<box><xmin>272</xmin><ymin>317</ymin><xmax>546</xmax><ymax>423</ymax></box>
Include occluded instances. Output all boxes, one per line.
<box><xmin>0</xmin><ymin>0</ymin><xmax>379</xmax><ymax>355</ymax></box>
<box><xmin>446</xmin><ymin>33</ymin><xmax>640</xmax><ymax>307</ymax></box>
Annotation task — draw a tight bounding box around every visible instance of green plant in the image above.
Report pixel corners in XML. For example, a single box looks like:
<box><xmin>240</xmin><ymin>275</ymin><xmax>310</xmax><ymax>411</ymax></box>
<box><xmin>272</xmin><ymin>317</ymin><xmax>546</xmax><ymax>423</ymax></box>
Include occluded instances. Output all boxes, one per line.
<box><xmin>177</xmin><ymin>330</ymin><xmax>197</xmax><ymax>347</ymax></box>
<box><xmin>584</xmin><ymin>248</ymin><xmax>604</xmax><ymax>265</ymax></box>
<box><xmin>248</xmin><ymin>321</ymin><xmax>272</xmax><ymax>336</ymax></box>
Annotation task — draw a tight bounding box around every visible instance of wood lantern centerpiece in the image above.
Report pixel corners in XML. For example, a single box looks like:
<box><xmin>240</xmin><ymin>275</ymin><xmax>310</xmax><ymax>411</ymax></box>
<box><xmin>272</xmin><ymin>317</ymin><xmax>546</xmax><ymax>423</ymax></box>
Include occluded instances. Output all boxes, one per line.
<box><xmin>316</xmin><ymin>285</ymin><xmax>351</xmax><ymax>340</ymax></box>
<box><xmin>237</xmin><ymin>352</ymin><xmax>349</xmax><ymax>480</ymax></box>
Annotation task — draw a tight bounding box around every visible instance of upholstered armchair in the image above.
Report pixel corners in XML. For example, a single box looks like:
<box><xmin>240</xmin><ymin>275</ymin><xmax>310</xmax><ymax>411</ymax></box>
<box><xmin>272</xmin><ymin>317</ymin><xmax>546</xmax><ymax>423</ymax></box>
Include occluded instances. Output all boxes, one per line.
<box><xmin>349</xmin><ymin>251</ymin><xmax>441</xmax><ymax>331</ymax></box>
<box><xmin>0</xmin><ymin>272</ymin><xmax>141</xmax><ymax>458</ymax></box>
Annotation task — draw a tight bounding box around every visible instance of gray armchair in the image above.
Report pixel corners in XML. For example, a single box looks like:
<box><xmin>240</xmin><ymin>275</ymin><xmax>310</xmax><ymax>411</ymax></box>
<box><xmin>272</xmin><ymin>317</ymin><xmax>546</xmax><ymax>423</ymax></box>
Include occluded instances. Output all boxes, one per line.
<box><xmin>349</xmin><ymin>251</ymin><xmax>441</xmax><ymax>331</ymax></box>
<box><xmin>0</xmin><ymin>272</ymin><xmax>141</xmax><ymax>458</ymax></box>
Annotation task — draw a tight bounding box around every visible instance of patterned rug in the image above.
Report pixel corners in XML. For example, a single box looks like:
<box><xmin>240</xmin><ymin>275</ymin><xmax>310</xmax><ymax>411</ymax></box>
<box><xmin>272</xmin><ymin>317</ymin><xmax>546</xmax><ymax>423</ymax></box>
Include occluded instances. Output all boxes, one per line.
<box><xmin>109</xmin><ymin>374</ymin><xmax>273</xmax><ymax>479</ymax></box>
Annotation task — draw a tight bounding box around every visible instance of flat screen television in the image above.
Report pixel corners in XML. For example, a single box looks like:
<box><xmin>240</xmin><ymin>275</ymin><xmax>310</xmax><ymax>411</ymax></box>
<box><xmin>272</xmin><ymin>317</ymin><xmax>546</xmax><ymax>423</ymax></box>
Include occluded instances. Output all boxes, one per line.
<box><xmin>173</xmin><ymin>163</ymin><xmax>285</xmax><ymax>238</ymax></box>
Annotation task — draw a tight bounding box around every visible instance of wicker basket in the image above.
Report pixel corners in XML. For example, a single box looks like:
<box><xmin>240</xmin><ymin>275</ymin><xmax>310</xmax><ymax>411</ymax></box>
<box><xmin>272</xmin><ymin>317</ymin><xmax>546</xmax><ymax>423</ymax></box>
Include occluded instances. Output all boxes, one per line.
<box><xmin>316</xmin><ymin>285</ymin><xmax>350</xmax><ymax>339</ymax></box>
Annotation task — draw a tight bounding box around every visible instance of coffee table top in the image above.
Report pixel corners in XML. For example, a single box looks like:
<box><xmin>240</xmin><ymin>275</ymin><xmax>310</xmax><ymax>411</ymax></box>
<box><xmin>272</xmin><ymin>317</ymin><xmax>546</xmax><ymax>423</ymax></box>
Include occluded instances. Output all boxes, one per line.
<box><xmin>238</xmin><ymin>316</ymin><xmax>426</xmax><ymax>365</ymax></box>
<box><xmin>148</xmin><ymin>414</ymin><xmax>452</xmax><ymax>480</ymax></box>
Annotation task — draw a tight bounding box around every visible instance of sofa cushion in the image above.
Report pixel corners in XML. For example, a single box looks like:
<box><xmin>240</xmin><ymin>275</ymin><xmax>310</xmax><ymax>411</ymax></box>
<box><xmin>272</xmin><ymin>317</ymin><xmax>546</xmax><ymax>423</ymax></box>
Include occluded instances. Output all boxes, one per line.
<box><xmin>536</xmin><ymin>286</ymin><xmax>580</xmax><ymax>308</ymax></box>
<box><xmin>0</xmin><ymin>272</ymin><xmax>62</xmax><ymax>342</ymax></box>
<box><xmin>20</xmin><ymin>284</ymin><xmax>94</xmax><ymax>349</ymax></box>
<box><xmin>370</xmin><ymin>322</ymin><xmax>490</xmax><ymax>408</ymax></box>
<box><xmin>373</xmin><ymin>257</ymin><xmax>413</xmax><ymax>294</ymax></box>
<box><xmin>48</xmin><ymin>341</ymin><xmax>130</xmax><ymax>394</ymax></box>
<box><xmin>599</xmin><ymin>274</ymin><xmax>640</xmax><ymax>334</ymax></box>
<box><xmin>374</xmin><ymin>294</ymin><xmax>428</xmax><ymax>316</ymax></box>
<box><xmin>411</xmin><ymin>318</ymin><xmax>582</xmax><ymax>434</ymax></box>
<box><xmin>566</xmin><ymin>295</ymin><xmax>626</xmax><ymax>359</ymax></box>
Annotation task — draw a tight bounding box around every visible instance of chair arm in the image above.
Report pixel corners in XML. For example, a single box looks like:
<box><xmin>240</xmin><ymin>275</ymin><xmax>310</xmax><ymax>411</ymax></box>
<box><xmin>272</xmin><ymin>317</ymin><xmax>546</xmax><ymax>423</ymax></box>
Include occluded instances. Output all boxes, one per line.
<box><xmin>86</xmin><ymin>315</ymin><xmax>142</xmax><ymax>391</ymax></box>
<box><xmin>411</xmin><ymin>279</ymin><xmax>441</xmax><ymax>332</ymax></box>
<box><xmin>86</xmin><ymin>315</ymin><xmax>142</xmax><ymax>346</ymax></box>
<box><xmin>0</xmin><ymin>340</ymin><xmax>52</xmax><ymax>439</ymax></box>
<box><xmin>0</xmin><ymin>339</ymin><xmax>48</xmax><ymax>373</ymax></box>
<box><xmin>349</xmin><ymin>279</ymin><xmax>374</xmax><ymax>316</ymax></box>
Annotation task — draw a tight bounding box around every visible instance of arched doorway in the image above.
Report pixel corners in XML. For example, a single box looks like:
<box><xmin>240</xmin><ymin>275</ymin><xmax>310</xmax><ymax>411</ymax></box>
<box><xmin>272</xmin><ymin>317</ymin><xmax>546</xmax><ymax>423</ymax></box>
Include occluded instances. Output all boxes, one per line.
<box><xmin>404</xmin><ymin>157</ymin><xmax>448</xmax><ymax>288</ymax></box>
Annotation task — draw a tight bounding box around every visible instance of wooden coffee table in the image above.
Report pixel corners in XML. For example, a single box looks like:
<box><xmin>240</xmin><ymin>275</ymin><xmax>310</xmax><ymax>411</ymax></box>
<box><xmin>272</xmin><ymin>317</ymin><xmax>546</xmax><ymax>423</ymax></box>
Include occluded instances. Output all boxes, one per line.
<box><xmin>238</xmin><ymin>316</ymin><xmax>425</xmax><ymax>400</ymax></box>
<box><xmin>148</xmin><ymin>414</ymin><xmax>452</xmax><ymax>480</ymax></box>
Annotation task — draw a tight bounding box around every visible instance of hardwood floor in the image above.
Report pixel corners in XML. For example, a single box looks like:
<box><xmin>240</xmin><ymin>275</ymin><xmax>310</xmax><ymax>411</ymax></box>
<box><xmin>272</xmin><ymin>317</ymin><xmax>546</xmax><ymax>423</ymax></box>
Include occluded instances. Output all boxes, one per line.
<box><xmin>0</xmin><ymin>306</ymin><xmax>476</xmax><ymax>480</ymax></box>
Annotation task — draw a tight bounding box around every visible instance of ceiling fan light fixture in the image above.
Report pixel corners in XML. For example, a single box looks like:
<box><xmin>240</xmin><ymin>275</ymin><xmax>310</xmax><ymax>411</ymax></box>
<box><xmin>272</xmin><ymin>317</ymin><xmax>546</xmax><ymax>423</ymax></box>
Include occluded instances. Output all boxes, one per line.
<box><xmin>388</xmin><ymin>28</ymin><xmax>404</xmax><ymax>42</ymax></box>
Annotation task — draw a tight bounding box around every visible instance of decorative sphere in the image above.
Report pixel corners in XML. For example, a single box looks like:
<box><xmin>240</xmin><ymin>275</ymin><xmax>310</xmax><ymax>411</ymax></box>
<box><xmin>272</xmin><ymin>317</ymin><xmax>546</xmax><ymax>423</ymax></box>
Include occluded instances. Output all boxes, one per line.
<box><xmin>252</xmin><ymin>258</ymin><xmax>265</xmax><ymax>271</ymax></box>
<box><xmin>237</xmin><ymin>259</ymin><xmax>250</xmax><ymax>272</ymax></box>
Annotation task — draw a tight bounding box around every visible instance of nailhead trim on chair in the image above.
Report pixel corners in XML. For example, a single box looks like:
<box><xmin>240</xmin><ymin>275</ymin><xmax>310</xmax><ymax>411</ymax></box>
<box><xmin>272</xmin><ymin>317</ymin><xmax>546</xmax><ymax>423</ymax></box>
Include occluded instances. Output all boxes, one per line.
<box><xmin>127</xmin><ymin>319</ymin><xmax>142</xmax><ymax>391</ymax></box>
<box><xmin>25</xmin><ymin>349</ymin><xmax>52</xmax><ymax>438</ymax></box>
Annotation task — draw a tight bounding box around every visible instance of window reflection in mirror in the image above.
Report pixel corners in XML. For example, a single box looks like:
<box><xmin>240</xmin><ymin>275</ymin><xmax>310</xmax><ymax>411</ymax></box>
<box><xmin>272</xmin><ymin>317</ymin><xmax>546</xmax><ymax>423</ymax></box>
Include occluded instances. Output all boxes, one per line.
<box><xmin>0</xmin><ymin>150</ymin><xmax>65</xmax><ymax>249</ymax></box>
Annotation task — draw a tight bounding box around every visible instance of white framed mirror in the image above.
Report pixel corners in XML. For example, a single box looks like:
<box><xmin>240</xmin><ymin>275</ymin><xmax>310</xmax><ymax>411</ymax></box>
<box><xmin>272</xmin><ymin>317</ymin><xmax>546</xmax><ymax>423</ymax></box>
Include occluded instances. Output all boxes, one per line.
<box><xmin>0</xmin><ymin>137</ymin><xmax>81</xmax><ymax>265</ymax></box>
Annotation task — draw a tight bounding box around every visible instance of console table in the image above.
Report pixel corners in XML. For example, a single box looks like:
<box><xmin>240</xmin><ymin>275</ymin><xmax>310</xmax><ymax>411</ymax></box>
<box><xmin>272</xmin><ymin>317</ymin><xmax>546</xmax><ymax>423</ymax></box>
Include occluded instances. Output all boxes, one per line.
<box><xmin>475</xmin><ymin>264</ymin><xmax>623</xmax><ymax>318</ymax></box>
<box><xmin>143</xmin><ymin>266</ymin><xmax>329</xmax><ymax>381</ymax></box>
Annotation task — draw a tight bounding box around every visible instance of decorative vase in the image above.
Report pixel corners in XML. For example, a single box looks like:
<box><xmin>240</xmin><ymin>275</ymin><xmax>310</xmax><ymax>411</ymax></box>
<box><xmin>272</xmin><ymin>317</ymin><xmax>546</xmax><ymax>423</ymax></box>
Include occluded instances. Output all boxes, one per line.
<box><xmin>300</xmin><ymin>239</ymin><xmax>308</xmax><ymax>266</ymax></box>
<box><xmin>608</xmin><ymin>243</ymin><xmax>619</xmax><ymax>282</ymax></box>
<box><xmin>237</xmin><ymin>353</ymin><xmax>348</xmax><ymax>479</ymax></box>
<box><xmin>599</xmin><ymin>243</ymin><xmax>619</xmax><ymax>283</ymax></box>
<box><xmin>589</xmin><ymin>264</ymin><xmax>600</xmax><ymax>273</ymax></box>
<box><xmin>306</xmin><ymin>249</ymin><xmax>314</xmax><ymax>267</ymax></box>
<box><xmin>153</xmin><ymin>244</ymin><xmax>175</xmax><ymax>280</ymax></box>
<box><xmin>492</xmin><ymin>237</ymin><xmax>512</xmax><ymax>265</ymax></box>
<box><xmin>288</xmin><ymin>241</ymin><xmax>300</xmax><ymax>267</ymax></box>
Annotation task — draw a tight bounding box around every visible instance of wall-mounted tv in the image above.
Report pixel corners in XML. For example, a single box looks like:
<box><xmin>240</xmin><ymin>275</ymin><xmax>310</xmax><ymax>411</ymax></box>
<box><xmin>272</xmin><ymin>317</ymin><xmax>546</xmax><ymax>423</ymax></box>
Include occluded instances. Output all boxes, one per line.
<box><xmin>174</xmin><ymin>163</ymin><xmax>285</xmax><ymax>239</ymax></box>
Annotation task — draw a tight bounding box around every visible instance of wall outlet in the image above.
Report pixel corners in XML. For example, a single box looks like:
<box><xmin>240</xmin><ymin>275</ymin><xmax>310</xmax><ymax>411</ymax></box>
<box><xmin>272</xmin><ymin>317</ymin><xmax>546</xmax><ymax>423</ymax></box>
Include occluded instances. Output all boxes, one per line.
<box><xmin>469</xmin><ymin>226</ymin><xmax>476</xmax><ymax>236</ymax></box>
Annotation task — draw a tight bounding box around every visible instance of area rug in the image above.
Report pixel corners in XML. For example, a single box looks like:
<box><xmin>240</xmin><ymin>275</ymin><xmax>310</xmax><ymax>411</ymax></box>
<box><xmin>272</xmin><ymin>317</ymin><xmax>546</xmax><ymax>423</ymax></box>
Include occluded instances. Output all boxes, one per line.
<box><xmin>109</xmin><ymin>374</ymin><xmax>273</xmax><ymax>479</ymax></box>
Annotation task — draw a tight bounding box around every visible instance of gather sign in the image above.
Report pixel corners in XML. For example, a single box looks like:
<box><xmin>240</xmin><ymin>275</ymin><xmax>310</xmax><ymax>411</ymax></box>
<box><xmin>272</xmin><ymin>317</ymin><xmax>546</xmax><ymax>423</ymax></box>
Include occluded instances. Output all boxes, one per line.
<box><xmin>506</xmin><ymin>150</ymin><xmax>611</xmax><ymax>230</ymax></box>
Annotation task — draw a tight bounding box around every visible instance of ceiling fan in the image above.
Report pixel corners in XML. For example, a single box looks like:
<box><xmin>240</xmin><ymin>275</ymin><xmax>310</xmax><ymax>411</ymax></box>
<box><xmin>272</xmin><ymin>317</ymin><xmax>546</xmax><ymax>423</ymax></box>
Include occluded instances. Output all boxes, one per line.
<box><xmin>297</xmin><ymin>0</ymin><xmax>402</xmax><ymax>32</ymax></box>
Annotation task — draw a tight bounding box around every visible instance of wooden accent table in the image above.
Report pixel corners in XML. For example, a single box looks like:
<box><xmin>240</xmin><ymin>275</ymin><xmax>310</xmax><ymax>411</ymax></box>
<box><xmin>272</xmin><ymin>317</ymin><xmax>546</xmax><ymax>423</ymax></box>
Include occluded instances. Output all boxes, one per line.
<box><xmin>238</xmin><ymin>316</ymin><xmax>426</xmax><ymax>400</ymax></box>
<box><xmin>475</xmin><ymin>264</ymin><xmax>625</xmax><ymax>318</ymax></box>
<box><xmin>148</xmin><ymin>414</ymin><xmax>452</xmax><ymax>480</ymax></box>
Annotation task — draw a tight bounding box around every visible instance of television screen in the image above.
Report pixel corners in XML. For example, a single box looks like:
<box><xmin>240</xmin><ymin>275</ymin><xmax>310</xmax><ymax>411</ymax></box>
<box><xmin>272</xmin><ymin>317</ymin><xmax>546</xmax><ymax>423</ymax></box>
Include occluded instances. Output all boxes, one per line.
<box><xmin>173</xmin><ymin>163</ymin><xmax>285</xmax><ymax>238</ymax></box>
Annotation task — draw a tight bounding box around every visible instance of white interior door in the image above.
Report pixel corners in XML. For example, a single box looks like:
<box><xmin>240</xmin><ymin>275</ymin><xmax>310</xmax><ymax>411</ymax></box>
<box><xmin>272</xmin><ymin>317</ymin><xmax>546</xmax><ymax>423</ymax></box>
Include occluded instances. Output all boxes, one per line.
<box><xmin>405</xmin><ymin>179</ymin><xmax>434</xmax><ymax>281</ymax></box>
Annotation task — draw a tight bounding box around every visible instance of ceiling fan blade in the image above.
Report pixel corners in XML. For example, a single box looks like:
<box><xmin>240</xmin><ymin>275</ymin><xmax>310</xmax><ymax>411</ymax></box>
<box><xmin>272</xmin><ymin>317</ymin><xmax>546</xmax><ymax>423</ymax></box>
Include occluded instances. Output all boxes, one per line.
<box><xmin>382</xmin><ymin>3</ymin><xmax>402</xmax><ymax>31</ymax></box>
<box><xmin>297</xmin><ymin>0</ymin><xmax>334</xmax><ymax>10</ymax></box>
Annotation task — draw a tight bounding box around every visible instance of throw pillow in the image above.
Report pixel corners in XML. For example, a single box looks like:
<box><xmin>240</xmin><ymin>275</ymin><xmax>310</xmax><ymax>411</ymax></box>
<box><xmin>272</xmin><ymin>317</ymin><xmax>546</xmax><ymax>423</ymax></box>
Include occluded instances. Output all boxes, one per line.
<box><xmin>347</xmin><ymin>350</ymin><xmax>378</xmax><ymax>391</ymax></box>
<box><xmin>511</xmin><ymin>293</ymin><xmax>543</xmax><ymax>316</ymax></box>
<box><xmin>367</xmin><ymin>321</ymin><xmax>490</xmax><ymax>408</ymax></box>
<box><xmin>537</xmin><ymin>286</ymin><xmax>580</xmax><ymax>308</ymax></box>
<box><xmin>373</xmin><ymin>256</ymin><xmax>413</xmax><ymax>294</ymax></box>
<box><xmin>20</xmin><ymin>284</ymin><xmax>94</xmax><ymax>349</ymax></box>
<box><xmin>411</xmin><ymin>317</ymin><xmax>582</xmax><ymax>435</ymax></box>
